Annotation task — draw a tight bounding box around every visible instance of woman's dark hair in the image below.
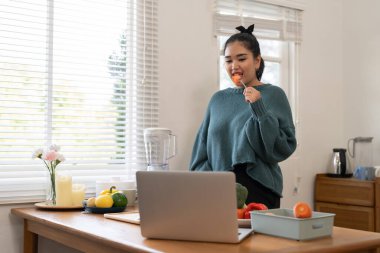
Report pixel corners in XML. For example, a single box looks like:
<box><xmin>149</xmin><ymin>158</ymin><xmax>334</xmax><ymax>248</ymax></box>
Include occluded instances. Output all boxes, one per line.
<box><xmin>223</xmin><ymin>24</ymin><xmax>265</xmax><ymax>81</ymax></box>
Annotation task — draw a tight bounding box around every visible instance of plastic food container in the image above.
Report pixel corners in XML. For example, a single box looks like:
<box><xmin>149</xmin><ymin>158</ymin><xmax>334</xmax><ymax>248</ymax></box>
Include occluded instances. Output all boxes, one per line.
<box><xmin>250</xmin><ymin>208</ymin><xmax>335</xmax><ymax>241</ymax></box>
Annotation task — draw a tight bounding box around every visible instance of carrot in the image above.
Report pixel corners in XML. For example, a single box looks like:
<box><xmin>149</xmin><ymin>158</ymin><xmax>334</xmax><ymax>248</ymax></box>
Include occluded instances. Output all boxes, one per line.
<box><xmin>293</xmin><ymin>202</ymin><xmax>312</xmax><ymax>218</ymax></box>
<box><xmin>232</xmin><ymin>74</ymin><xmax>241</xmax><ymax>84</ymax></box>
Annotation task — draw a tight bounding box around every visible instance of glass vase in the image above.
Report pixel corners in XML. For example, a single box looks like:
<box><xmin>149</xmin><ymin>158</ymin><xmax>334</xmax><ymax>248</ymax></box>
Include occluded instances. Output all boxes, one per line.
<box><xmin>45</xmin><ymin>170</ymin><xmax>56</xmax><ymax>206</ymax></box>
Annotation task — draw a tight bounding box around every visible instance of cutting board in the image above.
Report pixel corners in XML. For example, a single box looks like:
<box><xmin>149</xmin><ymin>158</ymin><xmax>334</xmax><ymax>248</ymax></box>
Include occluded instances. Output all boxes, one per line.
<box><xmin>104</xmin><ymin>211</ymin><xmax>140</xmax><ymax>224</ymax></box>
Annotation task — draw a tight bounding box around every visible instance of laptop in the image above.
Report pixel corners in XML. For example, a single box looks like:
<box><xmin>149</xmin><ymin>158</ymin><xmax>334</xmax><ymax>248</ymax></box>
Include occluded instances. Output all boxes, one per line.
<box><xmin>136</xmin><ymin>170</ymin><xmax>253</xmax><ymax>243</ymax></box>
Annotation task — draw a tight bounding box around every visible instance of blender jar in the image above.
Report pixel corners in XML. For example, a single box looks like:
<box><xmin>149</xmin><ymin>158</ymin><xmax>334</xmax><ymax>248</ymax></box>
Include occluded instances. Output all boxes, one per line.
<box><xmin>144</xmin><ymin>128</ymin><xmax>176</xmax><ymax>171</ymax></box>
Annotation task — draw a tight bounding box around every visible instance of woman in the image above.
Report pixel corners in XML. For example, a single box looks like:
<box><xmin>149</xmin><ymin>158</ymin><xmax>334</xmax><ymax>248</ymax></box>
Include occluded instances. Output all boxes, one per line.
<box><xmin>189</xmin><ymin>24</ymin><xmax>296</xmax><ymax>208</ymax></box>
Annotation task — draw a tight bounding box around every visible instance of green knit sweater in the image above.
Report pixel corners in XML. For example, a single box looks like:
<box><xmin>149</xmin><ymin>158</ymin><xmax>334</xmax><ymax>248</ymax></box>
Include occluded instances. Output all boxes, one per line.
<box><xmin>189</xmin><ymin>84</ymin><xmax>297</xmax><ymax>196</ymax></box>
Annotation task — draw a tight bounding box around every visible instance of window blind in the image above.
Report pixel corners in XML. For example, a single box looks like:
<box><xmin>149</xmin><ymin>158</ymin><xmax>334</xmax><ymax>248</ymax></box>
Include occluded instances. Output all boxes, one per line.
<box><xmin>214</xmin><ymin>0</ymin><xmax>302</xmax><ymax>42</ymax></box>
<box><xmin>0</xmin><ymin>0</ymin><xmax>158</xmax><ymax>203</ymax></box>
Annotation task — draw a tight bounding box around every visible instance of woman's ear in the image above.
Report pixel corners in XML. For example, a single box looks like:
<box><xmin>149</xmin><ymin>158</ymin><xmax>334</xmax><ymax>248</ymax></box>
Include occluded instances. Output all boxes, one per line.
<box><xmin>254</xmin><ymin>55</ymin><xmax>261</xmax><ymax>69</ymax></box>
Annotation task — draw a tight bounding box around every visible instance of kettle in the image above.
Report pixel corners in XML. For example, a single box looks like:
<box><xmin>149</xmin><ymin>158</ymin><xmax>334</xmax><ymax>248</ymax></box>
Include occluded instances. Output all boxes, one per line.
<box><xmin>327</xmin><ymin>148</ymin><xmax>352</xmax><ymax>178</ymax></box>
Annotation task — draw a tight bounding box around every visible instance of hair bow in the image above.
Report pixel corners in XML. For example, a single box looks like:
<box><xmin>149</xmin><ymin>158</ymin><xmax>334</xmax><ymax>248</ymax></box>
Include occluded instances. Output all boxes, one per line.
<box><xmin>235</xmin><ymin>24</ymin><xmax>255</xmax><ymax>34</ymax></box>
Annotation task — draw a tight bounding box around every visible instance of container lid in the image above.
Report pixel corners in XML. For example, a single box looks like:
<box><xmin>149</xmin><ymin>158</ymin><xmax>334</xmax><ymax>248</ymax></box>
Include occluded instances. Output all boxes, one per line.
<box><xmin>353</xmin><ymin>137</ymin><xmax>373</xmax><ymax>143</ymax></box>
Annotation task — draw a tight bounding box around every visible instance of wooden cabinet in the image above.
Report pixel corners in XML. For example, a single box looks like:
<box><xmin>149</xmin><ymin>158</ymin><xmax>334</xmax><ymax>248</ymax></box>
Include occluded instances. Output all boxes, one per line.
<box><xmin>315</xmin><ymin>174</ymin><xmax>380</xmax><ymax>232</ymax></box>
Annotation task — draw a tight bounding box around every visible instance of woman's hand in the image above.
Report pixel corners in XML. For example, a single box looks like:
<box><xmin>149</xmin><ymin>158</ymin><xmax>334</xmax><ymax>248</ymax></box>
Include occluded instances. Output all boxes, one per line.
<box><xmin>243</xmin><ymin>87</ymin><xmax>261</xmax><ymax>103</ymax></box>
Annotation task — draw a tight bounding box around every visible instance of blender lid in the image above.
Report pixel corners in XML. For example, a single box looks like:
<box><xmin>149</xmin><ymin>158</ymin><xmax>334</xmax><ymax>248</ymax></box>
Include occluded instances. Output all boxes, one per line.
<box><xmin>144</xmin><ymin>127</ymin><xmax>172</xmax><ymax>134</ymax></box>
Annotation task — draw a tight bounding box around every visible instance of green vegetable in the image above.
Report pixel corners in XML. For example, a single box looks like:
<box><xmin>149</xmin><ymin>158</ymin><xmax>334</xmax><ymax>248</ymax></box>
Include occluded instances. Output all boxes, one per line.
<box><xmin>112</xmin><ymin>192</ymin><xmax>128</xmax><ymax>208</ymax></box>
<box><xmin>236</xmin><ymin>183</ymin><xmax>248</xmax><ymax>208</ymax></box>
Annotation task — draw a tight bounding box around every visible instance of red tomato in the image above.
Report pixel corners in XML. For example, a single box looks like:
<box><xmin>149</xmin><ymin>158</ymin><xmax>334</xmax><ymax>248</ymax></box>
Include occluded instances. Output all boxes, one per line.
<box><xmin>293</xmin><ymin>202</ymin><xmax>312</xmax><ymax>218</ymax></box>
<box><xmin>237</xmin><ymin>208</ymin><xmax>245</xmax><ymax>219</ymax></box>
<box><xmin>244</xmin><ymin>210</ymin><xmax>251</xmax><ymax>219</ymax></box>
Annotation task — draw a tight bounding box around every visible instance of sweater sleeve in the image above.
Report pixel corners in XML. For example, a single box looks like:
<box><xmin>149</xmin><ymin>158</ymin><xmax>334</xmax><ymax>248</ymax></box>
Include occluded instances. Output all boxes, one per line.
<box><xmin>189</xmin><ymin>110</ymin><xmax>212</xmax><ymax>171</ymax></box>
<box><xmin>245</xmin><ymin>94</ymin><xmax>297</xmax><ymax>164</ymax></box>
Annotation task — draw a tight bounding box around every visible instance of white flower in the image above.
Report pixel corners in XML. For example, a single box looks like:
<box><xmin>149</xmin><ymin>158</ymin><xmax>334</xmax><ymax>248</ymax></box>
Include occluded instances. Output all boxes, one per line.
<box><xmin>56</xmin><ymin>153</ymin><xmax>65</xmax><ymax>162</ymax></box>
<box><xmin>32</xmin><ymin>148</ymin><xmax>43</xmax><ymax>158</ymax></box>
<box><xmin>49</xmin><ymin>144</ymin><xmax>61</xmax><ymax>152</ymax></box>
<box><xmin>32</xmin><ymin>145</ymin><xmax>65</xmax><ymax>173</ymax></box>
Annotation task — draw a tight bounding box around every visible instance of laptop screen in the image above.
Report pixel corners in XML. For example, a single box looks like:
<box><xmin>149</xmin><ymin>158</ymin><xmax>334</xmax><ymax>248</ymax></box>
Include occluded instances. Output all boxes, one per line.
<box><xmin>136</xmin><ymin>171</ymin><xmax>247</xmax><ymax>243</ymax></box>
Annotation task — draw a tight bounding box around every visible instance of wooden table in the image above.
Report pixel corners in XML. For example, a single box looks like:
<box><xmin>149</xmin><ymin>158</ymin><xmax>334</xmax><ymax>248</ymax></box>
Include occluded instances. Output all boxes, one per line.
<box><xmin>11</xmin><ymin>207</ymin><xmax>380</xmax><ymax>253</ymax></box>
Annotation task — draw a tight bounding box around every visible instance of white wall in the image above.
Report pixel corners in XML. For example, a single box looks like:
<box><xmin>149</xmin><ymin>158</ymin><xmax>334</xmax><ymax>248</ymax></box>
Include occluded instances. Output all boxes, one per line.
<box><xmin>284</xmin><ymin>0</ymin><xmax>345</xmax><ymax>206</ymax></box>
<box><xmin>1</xmin><ymin>204</ymin><xmax>25</xmax><ymax>253</ymax></box>
<box><xmin>4</xmin><ymin>0</ymin><xmax>379</xmax><ymax>252</ymax></box>
<box><xmin>158</xmin><ymin>0</ymin><xmax>218</xmax><ymax>169</ymax></box>
<box><xmin>342</xmin><ymin>0</ymin><xmax>380</xmax><ymax>166</ymax></box>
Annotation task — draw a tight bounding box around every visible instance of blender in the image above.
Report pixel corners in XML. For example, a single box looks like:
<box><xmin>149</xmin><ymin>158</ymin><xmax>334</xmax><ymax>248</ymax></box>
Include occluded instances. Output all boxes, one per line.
<box><xmin>144</xmin><ymin>128</ymin><xmax>176</xmax><ymax>171</ymax></box>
